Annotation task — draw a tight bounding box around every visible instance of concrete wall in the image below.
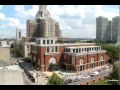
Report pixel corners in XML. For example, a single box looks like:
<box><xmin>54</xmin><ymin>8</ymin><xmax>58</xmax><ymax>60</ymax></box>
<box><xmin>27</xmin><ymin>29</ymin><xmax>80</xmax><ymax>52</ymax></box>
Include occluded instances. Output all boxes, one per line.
<box><xmin>0</xmin><ymin>47</ymin><xmax>10</xmax><ymax>62</ymax></box>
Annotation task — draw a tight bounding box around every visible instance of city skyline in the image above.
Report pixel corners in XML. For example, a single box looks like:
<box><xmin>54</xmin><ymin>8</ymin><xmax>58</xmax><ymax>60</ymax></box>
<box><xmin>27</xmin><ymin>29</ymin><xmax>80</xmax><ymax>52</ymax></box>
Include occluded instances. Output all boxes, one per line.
<box><xmin>0</xmin><ymin>5</ymin><xmax>119</xmax><ymax>38</ymax></box>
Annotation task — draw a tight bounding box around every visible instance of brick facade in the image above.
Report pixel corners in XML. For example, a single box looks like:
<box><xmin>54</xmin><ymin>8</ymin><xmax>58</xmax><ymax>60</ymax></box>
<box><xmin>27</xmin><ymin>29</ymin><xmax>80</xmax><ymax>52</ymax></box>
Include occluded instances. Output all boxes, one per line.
<box><xmin>31</xmin><ymin>43</ymin><xmax>109</xmax><ymax>72</ymax></box>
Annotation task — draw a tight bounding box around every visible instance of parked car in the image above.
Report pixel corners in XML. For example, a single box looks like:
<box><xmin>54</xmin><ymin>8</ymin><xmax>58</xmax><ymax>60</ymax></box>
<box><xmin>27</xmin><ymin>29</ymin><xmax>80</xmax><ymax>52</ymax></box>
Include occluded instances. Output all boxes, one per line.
<box><xmin>64</xmin><ymin>79</ymin><xmax>72</xmax><ymax>84</ymax></box>
<box><xmin>91</xmin><ymin>71</ymin><xmax>99</xmax><ymax>76</ymax></box>
<box><xmin>74</xmin><ymin>78</ymin><xmax>80</xmax><ymax>82</ymax></box>
<box><xmin>81</xmin><ymin>75</ymin><xmax>89</xmax><ymax>79</ymax></box>
<box><xmin>59</xmin><ymin>72</ymin><xmax>63</xmax><ymax>75</ymax></box>
<box><xmin>24</xmin><ymin>58</ymin><xmax>31</xmax><ymax>63</ymax></box>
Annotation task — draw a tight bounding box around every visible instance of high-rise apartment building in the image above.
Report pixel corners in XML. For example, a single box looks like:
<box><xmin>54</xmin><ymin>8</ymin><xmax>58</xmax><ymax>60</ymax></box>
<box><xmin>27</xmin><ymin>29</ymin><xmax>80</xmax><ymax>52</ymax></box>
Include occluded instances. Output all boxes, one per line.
<box><xmin>112</xmin><ymin>16</ymin><xmax>120</xmax><ymax>42</ymax></box>
<box><xmin>96</xmin><ymin>16</ymin><xmax>112</xmax><ymax>42</ymax></box>
<box><xmin>55</xmin><ymin>22</ymin><xmax>62</xmax><ymax>37</ymax></box>
<box><xmin>27</xmin><ymin>20</ymin><xmax>37</xmax><ymax>37</ymax></box>
<box><xmin>106</xmin><ymin>21</ymin><xmax>112</xmax><ymax>41</ymax></box>
<box><xmin>16</xmin><ymin>28</ymin><xmax>21</xmax><ymax>40</ymax></box>
<box><xmin>27</xmin><ymin>5</ymin><xmax>62</xmax><ymax>38</ymax></box>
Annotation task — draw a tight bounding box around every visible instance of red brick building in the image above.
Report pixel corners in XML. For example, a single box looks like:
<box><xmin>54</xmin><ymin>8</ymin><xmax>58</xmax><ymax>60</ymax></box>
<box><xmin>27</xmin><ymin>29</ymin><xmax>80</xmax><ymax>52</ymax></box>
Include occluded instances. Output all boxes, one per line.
<box><xmin>30</xmin><ymin>38</ymin><xmax>109</xmax><ymax>72</ymax></box>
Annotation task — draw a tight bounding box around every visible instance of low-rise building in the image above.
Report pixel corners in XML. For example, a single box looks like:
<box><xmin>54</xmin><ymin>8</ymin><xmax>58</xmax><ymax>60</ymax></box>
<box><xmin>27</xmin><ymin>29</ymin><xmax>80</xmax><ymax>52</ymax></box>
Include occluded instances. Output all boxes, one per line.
<box><xmin>23</xmin><ymin>42</ymin><xmax>35</xmax><ymax>58</ymax></box>
<box><xmin>0</xmin><ymin>40</ymin><xmax>10</xmax><ymax>63</ymax></box>
<box><xmin>30</xmin><ymin>38</ymin><xmax>109</xmax><ymax>72</ymax></box>
<box><xmin>0</xmin><ymin>40</ymin><xmax>10</xmax><ymax>47</ymax></box>
<box><xmin>0</xmin><ymin>47</ymin><xmax>10</xmax><ymax>63</ymax></box>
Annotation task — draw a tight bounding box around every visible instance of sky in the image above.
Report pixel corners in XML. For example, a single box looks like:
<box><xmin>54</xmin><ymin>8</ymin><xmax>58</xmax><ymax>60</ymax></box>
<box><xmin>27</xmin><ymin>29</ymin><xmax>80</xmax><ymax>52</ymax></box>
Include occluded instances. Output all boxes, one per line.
<box><xmin>0</xmin><ymin>5</ymin><xmax>119</xmax><ymax>39</ymax></box>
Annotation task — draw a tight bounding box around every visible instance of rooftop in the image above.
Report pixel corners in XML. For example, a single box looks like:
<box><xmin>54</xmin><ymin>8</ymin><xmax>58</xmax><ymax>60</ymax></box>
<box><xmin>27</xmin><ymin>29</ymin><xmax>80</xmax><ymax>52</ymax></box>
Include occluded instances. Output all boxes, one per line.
<box><xmin>65</xmin><ymin>45</ymin><xmax>100</xmax><ymax>49</ymax></box>
<box><xmin>0</xmin><ymin>65</ymin><xmax>24</xmax><ymax>85</ymax></box>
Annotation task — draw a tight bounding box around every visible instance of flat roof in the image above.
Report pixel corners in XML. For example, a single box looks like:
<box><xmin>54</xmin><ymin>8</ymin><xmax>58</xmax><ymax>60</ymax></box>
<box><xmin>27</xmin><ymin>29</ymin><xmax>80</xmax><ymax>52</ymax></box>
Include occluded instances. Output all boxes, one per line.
<box><xmin>0</xmin><ymin>65</ymin><xmax>24</xmax><ymax>85</ymax></box>
<box><xmin>70</xmin><ymin>50</ymin><xmax>106</xmax><ymax>56</ymax></box>
<box><xmin>65</xmin><ymin>45</ymin><xmax>101</xmax><ymax>49</ymax></box>
<box><xmin>33</xmin><ymin>43</ymin><xmax>96</xmax><ymax>47</ymax></box>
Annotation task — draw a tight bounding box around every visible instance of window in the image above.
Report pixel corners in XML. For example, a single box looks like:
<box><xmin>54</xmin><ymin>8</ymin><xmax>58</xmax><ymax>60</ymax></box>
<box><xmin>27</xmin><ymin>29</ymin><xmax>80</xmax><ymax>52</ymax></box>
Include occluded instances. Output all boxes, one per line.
<box><xmin>51</xmin><ymin>40</ymin><xmax>53</xmax><ymax>44</ymax></box>
<box><xmin>65</xmin><ymin>49</ymin><xmax>66</xmax><ymax>52</ymax></box>
<box><xmin>95</xmin><ymin>47</ymin><xmax>96</xmax><ymax>50</ymax></box>
<box><xmin>80</xmin><ymin>59</ymin><xmax>83</xmax><ymax>65</ymax></box>
<box><xmin>100</xmin><ymin>56</ymin><xmax>104</xmax><ymax>61</ymax></box>
<box><xmin>27</xmin><ymin>46</ymin><xmax>29</xmax><ymax>51</ymax></box>
<box><xmin>51</xmin><ymin>46</ymin><xmax>54</xmax><ymax>52</ymax></box>
<box><xmin>72</xmin><ymin>57</ymin><xmax>75</xmax><ymax>65</ymax></box>
<box><xmin>90</xmin><ymin>57</ymin><xmax>95</xmax><ymax>68</ymax></box>
<box><xmin>96</xmin><ymin>47</ymin><xmax>98</xmax><ymax>50</ymax></box>
<box><xmin>79</xmin><ymin>59</ymin><xmax>84</xmax><ymax>71</ymax></box>
<box><xmin>47</xmin><ymin>40</ymin><xmax>49</xmax><ymax>44</ymax></box>
<box><xmin>73</xmin><ymin>49</ymin><xmax>75</xmax><ymax>53</ymax></box>
<box><xmin>90</xmin><ymin>48</ymin><xmax>91</xmax><ymax>51</ymax></box>
<box><xmin>56</xmin><ymin>46</ymin><xmax>57</xmax><ymax>52</ymax></box>
<box><xmin>79</xmin><ymin>48</ymin><xmax>81</xmax><ymax>53</ymax></box>
<box><xmin>76</xmin><ymin>49</ymin><xmax>78</xmax><ymax>53</ymax></box>
<box><xmin>68</xmin><ymin>49</ymin><xmax>70</xmax><ymax>52</ymax></box>
<box><xmin>43</xmin><ymin>40</ymin><xmax>45</xmax><ymax>44</ymax></box>
<box><xmin>82</xmin><ymin>48</ymin><xmax>84</xmax><ymax>51</ymax></box>
<box><xmin>87</xmin><ymin>48</ymin><xmax>89</xmax><ymax>52</ymax></box>
<box><xmin>47</xmin><ymin>47</ymin><xmax>49</xmax><ymax>53</ymax></box>
<box><xmin>39</xmin><ymin>40</ymin><xmax>40</xmax><ymax>44</ymax></box>
<box><xmin>91</xmin><ymin>57</ymin><xmax>94</xmax><ymax>63</ymax></box>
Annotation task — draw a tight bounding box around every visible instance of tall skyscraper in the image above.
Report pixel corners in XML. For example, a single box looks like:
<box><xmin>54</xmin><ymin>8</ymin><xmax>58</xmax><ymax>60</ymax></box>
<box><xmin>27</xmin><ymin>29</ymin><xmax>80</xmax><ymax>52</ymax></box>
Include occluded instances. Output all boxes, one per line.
<box><xmin>16</xmin><ymin>28</ymin><xmax>21</xmax><ymax>40</ymax></box>
<box><xmin>112</xmin><ymin>16</ymin><xmax>120</xmax><ymax>42</ymax></box>
<box><xmin>96</xmin><ymin>16</ymin><xmax>111</xmax><ymax>42</ymax></box>
<box><xmin>27</xmin><ymin>19</ymin><xmax>37</xmax><ymax>37</ymax></box>
<box><xmin>55</xmin><ymin>22</ymin><xmax>62</xmax><ymax>37</ymax></box>
<box><xmin>117</xmin><ymin>6</ymin><xmax>120</xmax><ymax>44</ymax></box>
<box><xmin>27</xmin><ymin>5</ymin><xmax>62</xmax><ymax>38</ymax></box>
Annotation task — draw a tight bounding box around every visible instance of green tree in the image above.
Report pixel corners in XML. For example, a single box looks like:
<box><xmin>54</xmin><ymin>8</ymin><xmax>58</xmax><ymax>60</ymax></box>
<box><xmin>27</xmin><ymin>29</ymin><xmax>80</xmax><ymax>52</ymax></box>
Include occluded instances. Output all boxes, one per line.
<box><xmin>107</xmin><ymin>64</ymin><xmax>119</xmax><ymax>85</ymax></box>
<box><xmin>47</xmin><ymin>72</ymin><xmax>64</xmax><ymax>85</ymax></box>
<box><xmin>10</xmin><ymin>45</ymin><xmax>24</xmax><ymax>58</ymax></box>
<box><xmin>96</xmin><ymin>43</ymin><xmax>119</xmax><ymax>60</ymax></box>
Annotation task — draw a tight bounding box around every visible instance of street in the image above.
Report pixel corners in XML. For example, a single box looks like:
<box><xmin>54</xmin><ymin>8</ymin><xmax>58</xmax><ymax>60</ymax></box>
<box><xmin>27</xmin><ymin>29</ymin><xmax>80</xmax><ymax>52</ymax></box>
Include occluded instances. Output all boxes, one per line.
<box><xmin>68</xmin><ymin>68</ymin><xmax>112</xmax><ymax>85</ymax></box>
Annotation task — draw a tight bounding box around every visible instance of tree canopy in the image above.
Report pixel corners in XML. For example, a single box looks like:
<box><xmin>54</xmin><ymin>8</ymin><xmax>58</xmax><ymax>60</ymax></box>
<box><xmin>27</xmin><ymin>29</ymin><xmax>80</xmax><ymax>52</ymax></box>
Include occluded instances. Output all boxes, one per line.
<box><xmin>47</xmin><ymin>72</ymin><xmax>64</xmax><ymax>85</ymax></box>
<box><xmin>107</xmin><ymin>64</ymin><xmax>119</xmax><ymax>85</ymax></box>
<box><xmin>10</xmin><ymin>44</ymin><xmax>24</xmax><ymax>57</ymax></box>
<box><xmin>96</xmin><ymin>43</ymin><xmax>119</xmax><ymax>61</ymax></box>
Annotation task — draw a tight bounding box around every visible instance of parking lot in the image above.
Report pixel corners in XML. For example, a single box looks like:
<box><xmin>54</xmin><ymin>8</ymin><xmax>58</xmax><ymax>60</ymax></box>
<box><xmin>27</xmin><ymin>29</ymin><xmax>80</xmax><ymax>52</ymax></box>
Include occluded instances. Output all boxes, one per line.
<box><xmin>55</xmin><ymin>64</ymin><xmax>112</xmax><ymax>85</ymax></box>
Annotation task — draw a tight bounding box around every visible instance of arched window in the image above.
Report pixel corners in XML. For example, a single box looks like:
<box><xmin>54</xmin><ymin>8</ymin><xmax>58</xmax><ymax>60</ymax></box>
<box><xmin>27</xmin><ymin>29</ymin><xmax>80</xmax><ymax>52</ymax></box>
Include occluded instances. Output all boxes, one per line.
<box><xmin>90</xmin><ymin>57</ymin><xmax>95</xmax><ymax>68</ymax></box>
<box><xmin>91</xmin><ymin>57</ymin><xmax>95</xmax><ymax>63</ymax></box>
<box><xmin>80</xmin><ymin>59</ymin><xmax>84</xmax><ymax>65</ymax></box>
<box><xmin>49</xmin><ymin>57</ymin><xmax>56</xmax><ymax>65</ymax></box>
<box><xmin>100</xmin><ymin>56</ymin><xmax>104</xmax><ymax>61</ymax></box>
<box><xmin>100</xmin><ymin>56</ymin><xmax>104</xmax><ymax>66</ymax></box>
<box><xmin>79</xmin><ymin>59</ymin><xmax>84</xmax><ymax>71</ymax></box>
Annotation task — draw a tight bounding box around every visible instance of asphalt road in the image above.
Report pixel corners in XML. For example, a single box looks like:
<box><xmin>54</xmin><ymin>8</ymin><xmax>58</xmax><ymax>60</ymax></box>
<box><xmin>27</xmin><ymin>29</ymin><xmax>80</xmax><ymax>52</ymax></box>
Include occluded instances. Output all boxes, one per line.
<box><xmin>68</xmin><ymin>68</ymin><xmax>112</xmax><ymax>85</ymax></box>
